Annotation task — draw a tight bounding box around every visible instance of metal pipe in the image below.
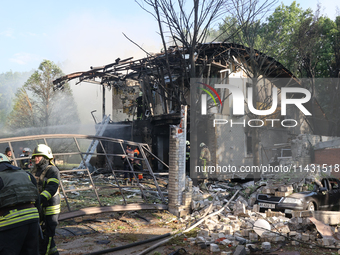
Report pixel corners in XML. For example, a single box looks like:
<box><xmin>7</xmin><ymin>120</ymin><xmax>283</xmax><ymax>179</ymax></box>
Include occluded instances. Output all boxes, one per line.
<box><xmin>102</xmin><ymin>84</ymin><xmax>105</xmax><ymax>119</ymax></box>
<box><xmin>82</xmin><ymin>233</ymin><xmax>171</xmax><ymax>255</ymax></box>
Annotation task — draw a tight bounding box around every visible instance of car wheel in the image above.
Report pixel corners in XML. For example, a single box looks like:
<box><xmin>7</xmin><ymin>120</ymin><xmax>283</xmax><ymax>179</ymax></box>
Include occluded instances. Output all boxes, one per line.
<box><xmin>307</xmin><ymin>201</ymin><xmax>316</xmax><ymax>211</ymax></box>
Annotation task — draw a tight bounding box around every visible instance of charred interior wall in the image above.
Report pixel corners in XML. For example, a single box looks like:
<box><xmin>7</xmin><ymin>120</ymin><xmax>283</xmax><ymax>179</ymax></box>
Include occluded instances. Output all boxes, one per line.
<box><xmin>112</xmin><ymin>81</ymin><xmax>141</xmax><ymax>122</ymax></box>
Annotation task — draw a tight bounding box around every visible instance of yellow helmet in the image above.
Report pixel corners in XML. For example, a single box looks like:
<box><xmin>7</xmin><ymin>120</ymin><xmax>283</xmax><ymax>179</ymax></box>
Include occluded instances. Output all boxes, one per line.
<box><xmin>32</xmin><ymin>144</ymin><xmax>53</xmax><ymax>159</ymax></box>
<box><xmin>0</xmin><ymin>153</ymin><xmax>9</xmax><ymax>163</ymax></box>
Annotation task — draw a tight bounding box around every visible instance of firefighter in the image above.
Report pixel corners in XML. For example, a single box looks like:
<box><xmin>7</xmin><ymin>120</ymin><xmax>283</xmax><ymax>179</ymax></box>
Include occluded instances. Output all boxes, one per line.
<box><xmin>20</xmin><ymin>147</ymin><xmax>32</xmax><ymax>171</ymax></box>
<box><xmin>136</xmin><ymin>93</ymin><xmax>144</xmax><ymax>120</ymax></box>
<box><xmin>4</xmin><ymin>146</ymin><xmax>14</xmax><ymax>165</ymax></box>
<box><xmin>0</xmin><ymin>153</ymin><xmax>40</xmax><ymax>255</ymax></box>
<box><xmin>121</xmin><ymin>145</ymin><xmax>134</xmax><ymax>185</ymax></box>
<box><xmin>186</xmin><ymin>141</ymin><xmax>190</xmax><ymax>176</ymax></box>
<box><xmin>199</xmin><ymin>142</ymin><xmax>211</xmax><ymax>179</ymax></box>
<box><xmin>31</xmin><ymin>144</ymin><xmax>60</xmax><ymax>255</ymax></box>
<box><xmin>133</xmin><ymin>147</ymin><xmax>143</xmax><ymax>180</ymax></box>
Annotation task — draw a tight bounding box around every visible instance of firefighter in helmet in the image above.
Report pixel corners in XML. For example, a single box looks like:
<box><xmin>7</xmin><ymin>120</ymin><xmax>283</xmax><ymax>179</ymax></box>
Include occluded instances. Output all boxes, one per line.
<box><xmin>31</xmin><ymin>144</ymin><xmax>60</xmax><ymax>255</ymax></box>
<box><xmin>199</xmin><ymin>142</ymin><xmax>211</xmax><ymax>179</ymax></box>
<box><xmin>133</xmin><ymin>147</ymin><xmax>143</xmax><ymax>180</ymax></box>
<box><xmin>186</xmin><ymin>141</ymin><xmax>190</xmax><ymax>176</ymax></box>
<box><xmin>20</xmin><ymin>147</ymin><xmax>32</xmax><ymax>171</ymax></box>
<box><xmin>4</xmin><ymin>146</ymin><xmax>14</xmax><ymax>165</ymax></box>
<box><xmin>0</xmin><ymin>153</ymin><xmax>40</xmax><ymax>255</ymax></box>
<box><xmin>121</xmin><ymin>145</ymin><xmax>134</xmax><ymax>185</ymax></box>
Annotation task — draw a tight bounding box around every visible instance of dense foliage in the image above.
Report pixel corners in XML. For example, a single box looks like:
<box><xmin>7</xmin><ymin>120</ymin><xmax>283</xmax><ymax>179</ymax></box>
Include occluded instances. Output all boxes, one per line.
<box><xmin>216</xmin><ymin>1</ymin><xmax>340</xmax><ymax>135</ymax></box>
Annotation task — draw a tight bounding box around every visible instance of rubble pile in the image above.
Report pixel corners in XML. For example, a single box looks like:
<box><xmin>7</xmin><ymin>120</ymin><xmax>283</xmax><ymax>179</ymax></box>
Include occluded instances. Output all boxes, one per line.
<box><xmin>183</xmin><ymin>181</ymin><xmax>340</xmax><ymax>254</ymax></box>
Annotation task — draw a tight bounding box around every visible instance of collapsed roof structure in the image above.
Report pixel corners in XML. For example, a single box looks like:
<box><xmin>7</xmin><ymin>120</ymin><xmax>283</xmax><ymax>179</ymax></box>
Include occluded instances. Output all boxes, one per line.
<box><xmin>53</xmin><ymin>42</ymin><xmax>329</xmax><ymax>135</ymax></box>
<box><xmin>53</xmin><ymin>42</ymin><xmax>333</xmax><ymax>182</ymax></box>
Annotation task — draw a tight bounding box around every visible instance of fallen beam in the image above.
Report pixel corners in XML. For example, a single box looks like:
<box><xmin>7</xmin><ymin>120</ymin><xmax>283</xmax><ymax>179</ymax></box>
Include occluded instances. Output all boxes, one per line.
<box><xmin>59</xmin><ymin>204</ymin><xmax>168</xmax><ymax>221</ymax></box>
<box><xmin>314</xmin><ymin>138</ymin><xmax>340</xmax><ymax>150</ymax></box>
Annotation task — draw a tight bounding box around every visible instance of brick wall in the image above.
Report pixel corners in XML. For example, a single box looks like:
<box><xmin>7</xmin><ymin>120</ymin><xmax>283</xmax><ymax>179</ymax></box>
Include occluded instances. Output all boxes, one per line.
<box><xmin>168</xmin><ymin>106</ymin><xmax>188</xmax><ymax>216</ymax></box>
<box><xmin>314</xmin><ymin>148</ymin><xmax>340</xmax><ymax>178</ymax></box>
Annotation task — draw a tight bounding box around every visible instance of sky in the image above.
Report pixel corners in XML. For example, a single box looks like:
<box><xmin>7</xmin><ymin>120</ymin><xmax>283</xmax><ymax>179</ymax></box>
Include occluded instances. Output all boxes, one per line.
<box><xmin>1</xmin><ymin>0</ymin><xmax>338</xmax><ymax>125</ymax></box>
<box><xmin>1</xmin><ymin>0</ymin><xmax>338</xmax><ymax>75</ymax></box>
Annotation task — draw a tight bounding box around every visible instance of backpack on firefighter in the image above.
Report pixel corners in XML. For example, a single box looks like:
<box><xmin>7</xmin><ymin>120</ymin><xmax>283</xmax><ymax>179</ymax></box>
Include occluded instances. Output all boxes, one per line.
<box><xmin>0</xmin><ymin>153</ymin><xmax>40</xmax><ymax>255</ymax></box>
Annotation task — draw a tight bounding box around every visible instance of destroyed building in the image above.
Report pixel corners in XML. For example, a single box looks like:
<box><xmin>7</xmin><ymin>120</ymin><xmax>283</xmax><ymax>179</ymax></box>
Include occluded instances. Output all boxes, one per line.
<box><xmin>53</xmin><ymin>42</ymin><xmax>335</xmax><ymax>179</ymax></box>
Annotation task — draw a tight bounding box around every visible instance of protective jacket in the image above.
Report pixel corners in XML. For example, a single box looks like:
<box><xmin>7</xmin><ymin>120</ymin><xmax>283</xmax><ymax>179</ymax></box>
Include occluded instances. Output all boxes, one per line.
<box><xmin>31</xmin><ymin>160</ymin><xmax>61</xmax><ymax>216</ymax></box>
<box><xmin>122</xmin><ymin>148</ymin><xmax>134</xmax><ymax>165</ymax></box>
<box><xmin>200</xmin><ymin>147</ymin><xmax>211</xmax><ymax>162</ymax></box>
<box><xmin>186</xmin><ymin>147</ymin><xmax>190</xmax><ymax>161</ymax></box>
<box><xmin>19</xmin><ymin>153</ymin><xmax>31</xmax><ymax>170</ymax></box>
<box><xmin>0</xmin><ymin>163</ymin><xmax>39</xmax><ymax>231</ymax></box>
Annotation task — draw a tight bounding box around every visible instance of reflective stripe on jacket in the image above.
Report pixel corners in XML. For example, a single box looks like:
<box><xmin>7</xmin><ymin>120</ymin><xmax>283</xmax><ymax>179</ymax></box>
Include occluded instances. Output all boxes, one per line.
<box><xmin>0</xmin><ymin>207</ymin><xmax>39</xmax><ymax>231</ymax></box>
<box><xmin>31</xmin><ymin>163</ymin><xmax>61</xmax><ymax>216</ymax></box>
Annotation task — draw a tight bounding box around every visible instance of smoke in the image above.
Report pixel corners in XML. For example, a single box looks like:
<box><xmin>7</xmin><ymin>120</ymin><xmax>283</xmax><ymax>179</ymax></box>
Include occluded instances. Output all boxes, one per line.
<box><xmin>48</xmin><ymin>10</ymin><xmax>162</xmax><ymax>125</ymax></box>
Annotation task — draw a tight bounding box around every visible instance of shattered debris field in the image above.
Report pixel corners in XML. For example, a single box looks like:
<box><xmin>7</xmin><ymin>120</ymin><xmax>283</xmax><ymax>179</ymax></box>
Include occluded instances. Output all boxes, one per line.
<box><xmin>55</xmin><ymin>210</ymin><xmax>340</xmax><ymax>255</ymax></box>
<box><xmin>55</xmin><ymin>175</ymin><xmax>340</xmax><ymax>255</ymax></box>
<box><xmin>60</xmin><ymin>172</ymin><xmax>165</xmax><ymax>211</ymax></box>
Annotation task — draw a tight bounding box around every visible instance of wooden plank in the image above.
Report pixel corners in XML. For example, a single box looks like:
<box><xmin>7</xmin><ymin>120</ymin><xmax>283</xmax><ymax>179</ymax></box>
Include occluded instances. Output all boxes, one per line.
<box><xmin>308</xmin><ymin>217</ymin><xmax>333</xmax><ymax>238</ymax></box>
<box><xmin>59</xmin><ymin>204</ymin><xmax>168</xmax><ymax>221</ymax></box>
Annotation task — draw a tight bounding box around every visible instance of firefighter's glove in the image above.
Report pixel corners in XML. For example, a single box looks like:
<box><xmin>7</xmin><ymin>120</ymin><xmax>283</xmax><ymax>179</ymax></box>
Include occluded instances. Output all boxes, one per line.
<box><xmin>40</xmin><ymin>194</ymin><xmax>48</xmax><ymax>207</ymax></box>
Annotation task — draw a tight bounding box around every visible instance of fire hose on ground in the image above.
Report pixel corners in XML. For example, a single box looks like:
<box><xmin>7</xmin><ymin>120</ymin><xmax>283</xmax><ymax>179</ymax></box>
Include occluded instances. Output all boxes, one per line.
<box><xmin>82</xmin><ymin>190</ymin><xmax>240</xmax><ymax>255</ymax></box>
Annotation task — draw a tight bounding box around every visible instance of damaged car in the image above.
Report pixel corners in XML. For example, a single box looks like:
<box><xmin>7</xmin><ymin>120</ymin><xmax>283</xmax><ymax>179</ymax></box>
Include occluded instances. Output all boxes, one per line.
<box><xmin>255</xmin><ymin>178</ymin><xmax>340</xmax><ymax>214</ymax></box>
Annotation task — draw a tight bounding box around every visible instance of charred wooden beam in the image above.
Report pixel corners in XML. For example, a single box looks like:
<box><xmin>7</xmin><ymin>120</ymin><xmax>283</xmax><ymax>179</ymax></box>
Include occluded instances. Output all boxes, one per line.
<box><xmin>59</xmin><ymin>204</ymin><xmax>168</xmax><ymax>221</ymax></box>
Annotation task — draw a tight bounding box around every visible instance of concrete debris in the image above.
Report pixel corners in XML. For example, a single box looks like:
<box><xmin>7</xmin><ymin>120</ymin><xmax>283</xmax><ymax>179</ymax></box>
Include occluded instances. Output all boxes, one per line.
<box><xmin>209</xmin><ymin>243</ymin><xmax>220</xmax><ymax>252</ymax></box>
<box><xmin>233</xmin><ymin>245</ymin><xmax>246</xmax><ymax>255</ymax></box>
<box><xmin>309</xmin><ymin>217</ymin><xmax>334</xmax><ymax>238</ymax></box>
<box><xmin>261</xmin><ymin>241</ymin><xmax>271</xmax><ymax>251</ymax></box>
<box><xmin>232</xmin><ymin>201</ymin><xmax>247</xmax><ymax>217</ymax></box>
<box><xmin>183</xmin><ymin>180</ymin><xmax>340</xmax><ymax>253</ymax></box>
<box><xmin>253</xmin><ymin>219</ymin><xmax>271</xmax><ymax>236</ymax></box>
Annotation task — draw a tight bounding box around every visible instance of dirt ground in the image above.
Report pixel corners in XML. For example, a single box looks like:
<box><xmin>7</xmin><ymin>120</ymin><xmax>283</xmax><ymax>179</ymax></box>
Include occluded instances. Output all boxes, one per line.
<box><xmin>55</xmin><ymin>210</ymin><xmax>199</xmax><ymax>255</ymax></box>
<box><xmin>55</xmin><ymin>210</ymin><xmax>340</xmax><ymax>255</ymax></box>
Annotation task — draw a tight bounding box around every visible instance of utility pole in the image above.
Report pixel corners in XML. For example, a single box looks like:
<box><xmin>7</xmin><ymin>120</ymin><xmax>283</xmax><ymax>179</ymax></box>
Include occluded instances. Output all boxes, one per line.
<box><xmin>102</xmin><ymin>84</ymin><xmax>105</xmax><ymax>119</ymax></box>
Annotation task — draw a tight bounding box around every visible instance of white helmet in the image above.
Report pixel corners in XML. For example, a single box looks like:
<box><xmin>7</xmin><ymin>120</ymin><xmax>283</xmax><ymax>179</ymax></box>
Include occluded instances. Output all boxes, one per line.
<box><xmin>200</xmin><ymin>142</ymin><xmax>206</xmax><ymax>147</ymax></box>
<box><xmin>32</xmin><ymin>144</ymin><xmax>53</xmax><ymax>159</ymax></box>
<box><xmin>0</xmin><ymin>153</ymin><xmax>9</xmax><ymax>163</ymax></box>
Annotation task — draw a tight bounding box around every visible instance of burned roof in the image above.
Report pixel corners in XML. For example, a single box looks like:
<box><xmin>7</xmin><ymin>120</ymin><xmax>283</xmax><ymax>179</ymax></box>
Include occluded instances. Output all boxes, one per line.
<box><xmin>53</xmin><ymin>42</ymin><xmax>297</xmax><ymax>89</ymax></box>
<box><xmin>53</xmin><ymin>42</ymin><xmax>330</xmax><ymax>135</ymax></box>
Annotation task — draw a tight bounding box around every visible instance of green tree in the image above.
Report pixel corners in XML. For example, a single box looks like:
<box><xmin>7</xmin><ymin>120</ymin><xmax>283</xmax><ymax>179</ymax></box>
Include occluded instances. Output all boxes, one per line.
<box><xmin>260</xmin><ymin>2</ymin><xmax>313</xmax><ymax>74</ymax></box>
<box><xmin>6</xmin><ymin>60</ymin><xmax>79</xmax><ymax>134</ymax></box>
<box><xmin>217</xmin><ymin>0</ymin><xmax>281</xmax><ymax>167</ymax></box>
<box><xmin>318</xmin><ymin>16</ymin><xmax>340</xmax><ymax>78</ymax></box>
<box><xmin>218</xmin><ymin>3</ymin><xmax>340</xmax><ymax>137</ymax></box>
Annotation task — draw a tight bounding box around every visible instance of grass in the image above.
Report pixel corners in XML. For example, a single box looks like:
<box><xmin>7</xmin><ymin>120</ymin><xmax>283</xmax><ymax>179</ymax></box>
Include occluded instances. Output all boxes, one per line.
<box><xmin>122</xmin><ymin>234</ymin><xmax>138</xmax><ymax>242</ymax></box>
<box><xmin>167</xmin><ymin>235</ymin><xmax>186</xmax><ymax>246</ymax></box>
<box><xmin>57</xmin><ymin>163</ymin><xmax>79</xmax><ymax>170</ymax></box>
<box><xmin>184</xmin><ymin>228</ymin><xmax>199</xmax><ymax>238</ymax></box>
